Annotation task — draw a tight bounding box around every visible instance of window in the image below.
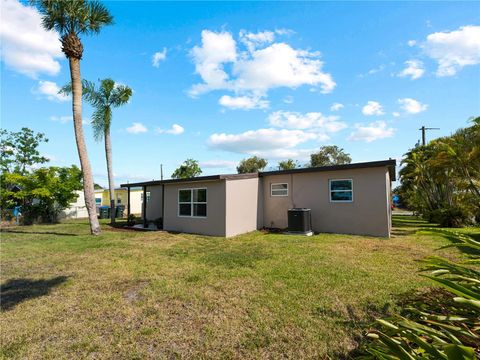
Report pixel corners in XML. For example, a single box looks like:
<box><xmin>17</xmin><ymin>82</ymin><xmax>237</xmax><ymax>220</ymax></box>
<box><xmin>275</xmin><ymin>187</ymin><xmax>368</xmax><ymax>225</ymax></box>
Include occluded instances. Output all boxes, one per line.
<box><xmin>141</xmin><ymin>191</ymin><xmax>151</xmax><ymax>203</ymax></box>
<box><xmin>329</xmin><ymin>179</ymin><xmax>353</xmax><ymax>202</ymax></box>
<box><xmin>95</xmin><ymin>198</ymin><xmax>101</xmax><ymax>205</ymax></box>
<box><xmin>178</xmin><ymin>188</ymin><xmax>207</xmax><ymax>217</ymax></box>
<box><xmin>117</xmin><ymin>198</ymin><xmax>122</xmax><ymax>204</ymax></box>
<box><xmin>271</xmin><ymin>183</ymin><xmax>288</xmax><ymax>197</ymax></box>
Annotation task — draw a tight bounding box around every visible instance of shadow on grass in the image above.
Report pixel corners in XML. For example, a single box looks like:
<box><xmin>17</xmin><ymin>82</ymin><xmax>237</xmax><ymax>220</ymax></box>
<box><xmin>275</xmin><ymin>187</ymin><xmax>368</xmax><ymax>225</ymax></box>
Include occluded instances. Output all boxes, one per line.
<box><xmin>0</xmin><ymin>229</ymin><xmax>78</xmax><ymax>236</ymax></box>
<box><xmin>1</xmin><ymin>276</ymin><xmax>69</xmax><ymax>311</ymax></box>
<box><xmin>392</xmin><ymin>215</ymin><xmax>439</xmax><ymax>229</ymax></box>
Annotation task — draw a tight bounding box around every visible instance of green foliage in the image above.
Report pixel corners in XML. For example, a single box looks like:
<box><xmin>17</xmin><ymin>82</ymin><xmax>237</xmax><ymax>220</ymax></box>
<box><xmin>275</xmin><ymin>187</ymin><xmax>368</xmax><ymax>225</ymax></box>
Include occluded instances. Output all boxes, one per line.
<box><xmin>61</xmin><ymin>79</ymin><xmax>133</xmax><ymax>140</ymax></box>
<box><xmin>1</xmin><ymin>166</ymin><xmax>83</xmax><ymax>224</ymax></box>
<box><xmin>237</xmin><ymin>156</ymin><xmax>268</xmax><ymax>173</ymax></box>
<box><xmin>277</xmin><ymin>159</ymin><xmax>300</xmax><ymax>170</ymax></box>
<box><xmin>309</xmin><ymin>145</ymin><xmax>351</xmax><ymax>167</ymax></box>
<box><xmin>399</xmin><ymin>118</ymin><xmax>480</xmax><ymax>227</ymax></box>
<box><xmin>31</xmin><ymin>0</ymin><xmax>113</xmax><ymax>36</ymax></box>
<box><xmin>94</xmin><ymin>183</ymin><xmax>104</xmax><ymax>190</ymax></box>
<box><xmin>361</xmin><ymin>229</ymin><xmax>480</xmax><ymax>359</ymax></box>
<box><xmin>171</xmin><ymin>159</ymin><xmax>202</xmax><ymax>179</ymax></box>
<box><xmin>0</xmin><ymin>128</ymin><xmax>49</xmax><ymax>174</ymax></box>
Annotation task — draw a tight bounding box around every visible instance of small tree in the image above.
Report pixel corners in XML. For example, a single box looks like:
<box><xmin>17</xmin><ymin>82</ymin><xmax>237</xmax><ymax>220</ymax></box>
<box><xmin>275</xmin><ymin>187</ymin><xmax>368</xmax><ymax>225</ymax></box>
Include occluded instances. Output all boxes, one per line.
<box><xmin>1</xmin><ymin>165</ymin><xmax>82</xmax><ymax>224</ymax></box>
<box><xmin>309</xmin><ymin>145</ymin><xmax>351</xmax><ymax>167</ymax></box>
<box><xmin>0</xmin><ymin>128</ymin><xmax>49</xmax><ymax>174</ymax></box>
<box><xmin>237</xmin><ymin>156</ymin><xmax>268</xmax><ymax>173</ymax></box>
<box><xmin>171</xmin><ymin>159</ymin><xmax>202</xmax><ymax>179</ymax></box>
<box><xmin>278</xmin><ymin>159</ymin><xmax>299</xmax><ymax>170</ymax></box>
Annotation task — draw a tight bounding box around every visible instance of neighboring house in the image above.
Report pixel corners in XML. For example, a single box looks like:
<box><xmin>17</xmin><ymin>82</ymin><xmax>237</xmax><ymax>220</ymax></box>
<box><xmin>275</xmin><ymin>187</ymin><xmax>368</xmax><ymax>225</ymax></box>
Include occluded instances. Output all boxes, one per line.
<box><xmin>121</xmin><ymin>160</ymin><xmax>396</xmax><ymax>237</ymax></box>
<box><xmin>95</xmin><ymin>187</ymin><xmax>143</xmax><ymax>214</ymax></box>
<box><xmin>62</xmin><ymin>187</ymin><xmax>143</xmax><ymax>219</ymax></box>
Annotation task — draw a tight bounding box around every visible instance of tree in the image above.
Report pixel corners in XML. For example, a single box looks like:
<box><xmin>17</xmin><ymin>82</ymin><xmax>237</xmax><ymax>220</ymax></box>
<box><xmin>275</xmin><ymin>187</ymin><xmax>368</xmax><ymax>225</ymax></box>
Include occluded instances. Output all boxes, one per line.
<box><xmin>33</xmin><ymin>0</ymin><xmax>113</xmax><ymax>235</ymax></box>
<box><xmin>309</xmin><ymin>146</ymin><xmax>351</xmax><ymax>167</ymax></box>
<box><xmin>278</xmin><ymin>159</ymin><xmax>299</xmax><ymax>170</ymax></box>
<box><xmin>94</xmin><ymin>183</ymin><xmax>103</xmax><ymax>190</ymax></box>
<box><xmin>237</xmin><ymin>156</ymin><xmax>268</xmax><ymax>174</ymax></box>
<box><xmin>1</xmin><ymin>166</ymin><xmax>82</xmax><ymax>224</ymax></box>
<box><xmin>0</xmin><ymin>128</ymin><xmax>49</xmax><ymax>174</ymax></box>
<box><xmin>62</xmin><ymin>79</ymin><xmax>132</xmax><ymax>224</ymax></box>
<box><xmin>171</xmin><ymin>159</ymin><xmax>202</xmax><ymax>179</ymax></box>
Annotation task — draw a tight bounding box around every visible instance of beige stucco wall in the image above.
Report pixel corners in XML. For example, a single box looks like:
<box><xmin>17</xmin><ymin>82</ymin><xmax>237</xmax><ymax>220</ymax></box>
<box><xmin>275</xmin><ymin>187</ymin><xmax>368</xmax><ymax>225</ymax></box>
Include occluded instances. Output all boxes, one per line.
<box><xmin>144</xmin><ymin>185</ymin><xmax>163</xmax><ymax>220</ymax></box>
<box><xmin>225</xmin><ymin>177</ymin><xmax>261</xmax><ymax>237</ymax></box>
<box><xmin>163</xmin><ymin>180</ymin><xmax>226</xmax><ymax>236</ymax></box>
<box><xmin>262</xmin><ymin>166</ymin><xmax>391</xmax><ymax>237</ymax></box>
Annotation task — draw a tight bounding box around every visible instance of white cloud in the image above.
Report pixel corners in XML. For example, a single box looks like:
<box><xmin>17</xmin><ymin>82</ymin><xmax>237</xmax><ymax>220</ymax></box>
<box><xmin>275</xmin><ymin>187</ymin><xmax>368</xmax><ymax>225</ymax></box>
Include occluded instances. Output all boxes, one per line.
<box><xmin>268</xmin><ymin>111</ymin><xmax>347</xmax><ymax>134</ymax></box>
<box><xmin>50</xmin><ymin>115</ymin><xmax>73</xmax><ymax>124</ymax></box>
<box><xmin>190</xmin><ymin>30</ymin><xmax>237</xmax><ymax>96</ymax></box>
<box><xmin>239</xmin><ymin>30</ymin><xmax>275</xmax><ymax>52</ymax></box>
<box><xmin>35</xmin><ymin>81</ymin><xmax>69</xmax><ymax>102</ymax></box>
<box><xmin>348</xmin><ymin>121</ymin><xmax>395</xmax><ymax>143</ymax></box>
<box><xmin>218</xmin><ymin>95</ymin><xmax>269</xmax><ymax>110</ymax></box>
<box><xmin>330</xmin><ymin>102</ymin><xmax>344</xmax><ymax>111</ymax></box>
<box><xmin>398</xmin><ymin>60</ymin><xmax>425</xmax><ymax>80</ymax></box>
<box><xmin>208</xmin><ymin>128</ymin><xmax>319</xmax><ymax>156</ymax></box>
<box><xmin>423</xmin><ymin>25</ymin><xmax>480</xmax><ymax>76</ymax></box>
<box><xmin>362</xmin><ymin>101</ymin><xmax>385</xmax><ymax>116</ymax></box>
<box><xmin>398</xmin><ymin>98</ymin><xmax>428</xmax><ymax>114</ymax></box>
<box><xmin>407</xmin><ymin>40</ymin><xmax>417</xmax><ymax>47</ymax></box>
<box><xmin>200</xmin><ymin>160</ymin><xmax>238</xmax><ymax>169</ymax></box>
<box><xmin>283</xmin><ymin>95</ymin><xmax>294</xmax><ymax>104</ymax></box>
<box><xmin>0</xmin><ymin>0</ymin><xmax>62</xmax><ymax>78</ymax></box>
<box><xmin>392</xmin><ymin>112</ymin><xmax>400</xmax><ymax>117</ymax></box>
<box><xmin>152</xmin><ymin>48</ymin><xmax>167</xmax><ymax>67</ymax></box>
<box><xmin>155</xmin><ymin>124</ymin><xmax>184</xmax><ymax>135</ymax></box>
<box><xmin>126</xmin><ymin>122</ymin><xmax>148</xmax><ymax>134</ymax></box>
<box><xmin>189</xmin><ymin>29</ymin><xmax>336</xmax><ymax>103</ymax></box>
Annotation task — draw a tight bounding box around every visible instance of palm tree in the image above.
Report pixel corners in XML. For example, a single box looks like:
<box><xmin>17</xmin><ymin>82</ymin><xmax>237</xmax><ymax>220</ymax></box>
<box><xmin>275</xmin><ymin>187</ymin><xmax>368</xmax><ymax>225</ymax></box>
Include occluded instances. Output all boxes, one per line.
<box><xmin>32</xmin><ymin>0</ymin><xmax>113</xmax><ymax>235</ymax></box>
<box><xmin>82</xmin><ymin>79</ymin><xmax>132</xmax><ymax>224</ymax></box>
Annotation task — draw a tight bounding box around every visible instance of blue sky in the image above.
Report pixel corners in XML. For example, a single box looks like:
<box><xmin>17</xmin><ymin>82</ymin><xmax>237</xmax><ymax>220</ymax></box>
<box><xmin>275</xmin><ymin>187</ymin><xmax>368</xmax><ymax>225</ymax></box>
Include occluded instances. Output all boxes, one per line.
<box><xmin>1</xmin><ymin>1</ymin><xmax>479</xmax><ymax>186</ymax></box>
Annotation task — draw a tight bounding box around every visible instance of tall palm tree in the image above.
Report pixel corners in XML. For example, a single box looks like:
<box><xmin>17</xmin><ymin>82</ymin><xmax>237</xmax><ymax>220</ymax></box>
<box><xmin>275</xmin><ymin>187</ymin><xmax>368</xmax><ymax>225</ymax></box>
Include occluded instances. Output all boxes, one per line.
<box><xmin>32</xmin><ymin>0</ymin><xmax>113</xmax><ymax>235</ymax></box>
<box><xmin>82</xmin><ymin>79</ymin><xmax>132</xmax><ymax>224</ymax></box>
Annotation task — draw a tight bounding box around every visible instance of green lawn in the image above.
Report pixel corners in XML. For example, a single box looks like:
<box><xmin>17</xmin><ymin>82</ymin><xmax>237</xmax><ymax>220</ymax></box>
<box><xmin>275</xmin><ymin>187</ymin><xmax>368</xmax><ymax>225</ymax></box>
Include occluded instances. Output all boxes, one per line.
<box><xmin>1</xmin><ymin>217</ymin><xmax>476</xmax><ymax>359</ymax></box>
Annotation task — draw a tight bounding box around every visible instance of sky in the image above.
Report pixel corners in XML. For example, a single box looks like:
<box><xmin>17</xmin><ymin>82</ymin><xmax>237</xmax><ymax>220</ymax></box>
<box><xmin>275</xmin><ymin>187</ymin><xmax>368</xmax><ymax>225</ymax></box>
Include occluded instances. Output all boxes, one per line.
<box><xmin>1</xmin><ymin>0</ymin><xmax>479</xmax><ymax>187</ymax></box>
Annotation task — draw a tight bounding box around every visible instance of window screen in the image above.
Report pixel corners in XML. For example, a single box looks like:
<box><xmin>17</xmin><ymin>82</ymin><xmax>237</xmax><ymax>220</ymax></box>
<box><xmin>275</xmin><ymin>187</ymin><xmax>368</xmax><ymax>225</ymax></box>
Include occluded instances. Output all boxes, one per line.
<box><xmin>271</xmin><ymin>183</ymin><xmax>288</xmax><ymax>196</ymax></box>
<box><xmin>178</xmin><ymin>189</ymin><xmax>207</xmax><ymax>217</ymax></box>
<box><xmin>329</xmin><ymin>179</ymin><xmax>353</xmax><ymax>202</ymax></box>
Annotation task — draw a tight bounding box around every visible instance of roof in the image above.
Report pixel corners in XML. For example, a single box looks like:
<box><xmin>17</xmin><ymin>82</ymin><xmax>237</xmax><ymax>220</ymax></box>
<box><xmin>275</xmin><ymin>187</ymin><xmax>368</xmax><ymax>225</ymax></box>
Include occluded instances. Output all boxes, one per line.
<box><xmin>120</xmin><ymin>159</ymin><xmax>396</xmax><ymax>187</ymax></box>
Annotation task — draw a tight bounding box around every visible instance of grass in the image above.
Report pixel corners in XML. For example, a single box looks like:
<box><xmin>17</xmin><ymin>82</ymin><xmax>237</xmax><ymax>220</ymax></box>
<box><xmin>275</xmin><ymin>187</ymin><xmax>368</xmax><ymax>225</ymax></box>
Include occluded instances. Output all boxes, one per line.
<box><xmin>1</xmin><ymin>216</ymin><xmax>477</xmax><ymax>359</ymax></box>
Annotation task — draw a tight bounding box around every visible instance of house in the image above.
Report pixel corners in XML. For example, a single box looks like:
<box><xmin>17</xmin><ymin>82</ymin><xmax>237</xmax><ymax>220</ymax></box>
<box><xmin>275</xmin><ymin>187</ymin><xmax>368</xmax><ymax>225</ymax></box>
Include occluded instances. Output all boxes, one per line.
<box><xmin>120</xmin><ymin>160</ymin><xmax>396</xmax><ymax>237</ymax></box>
<box><xmin>95</xmin><ymin>187</ymin><xmax>143</xmax><ymax>214</ymax></box>
<box><xmin>61</xmin><ymin>187</ymin><xmax>144</xmax><ymax>219</ymax></box>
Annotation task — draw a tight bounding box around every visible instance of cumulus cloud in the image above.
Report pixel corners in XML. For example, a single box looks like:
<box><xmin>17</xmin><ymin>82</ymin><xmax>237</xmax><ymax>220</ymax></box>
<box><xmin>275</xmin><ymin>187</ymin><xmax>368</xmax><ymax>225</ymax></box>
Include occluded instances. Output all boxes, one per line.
<box><xmin>398</xmin><ymin>60</ymin><xmax>425</xmax><ymax>80</ymax></box>
<box><xmin>208</xmin><ymin>128</ymin><xmax>319</xmax><ymax>157</ymax></box>
<box><xmin>348</xmin><ymin>121</ymin><xmax>395</xmax><ymax>143</ymax></box>
<box><xmin>155</xmin><ymin>124</ymin><xmax>184</xmax><ymax>135</ymax></box>
<box><xmin>189</xmin><ymin>29</ymin><xmax>335</xmax><ymax>107</ymax></box>
<box><xmin>330</xmin><ymin>102</ymin><xmax>344</xmax><ymax>111</ymax></box>
<box><xmin>152</xmin><ymin>48</ymin><xmax>167</xmax><ymax>67</ymax></box>
<box><xmin>268</xmin><ymin>111</ymin><xmax>347</xmax><ymax>133</ymax></box>
<box><xmin>283</xmin><ymin>95</ymin><xmax>294</xmax><ymax>104</ymax></box>
<box><xmin>0</xmin><ymin>0</ymin><xmax>62</xmax><ymax>78</ymax></box>
<box><xmin>34</xmin><ymin>81</ymin><xmax>69</xmax><ymax>102</ymax></box>
<box><xmin>126</xmin><ymin>122</ymin><xmax>148</xmax><ymax>134</ymax></box>
<box><xmin>219</xmin><ymin>95</ymin><xmax>269</xmax><ymax>110</ymax></box>
<box><xmin>50</xmin><ymin>115</ymin><xmax>89</xmax><ymax>125</ymax></box>
<box><xmin>398</xmin><ymin>98</ymin><xmax>428</xmax><ymax>114</ymax></box>
<box><xmin>407</xmin><ymin>40</ymin><xmax>417</xmax><ymax>47</ymax></box>
<box><xmin>423</xmin><ymin>25</ymin><xmax>480</xmax><ymax>76</ymax></box>
<box><xmin>362</xmin><ymin>101</ymin><xmax>385</xmax><ymax>116</ymax></box>
<box><xmin>200</xmin><ymin>160</ymin><xmax>238</xmax><ymax>169</ymax></box>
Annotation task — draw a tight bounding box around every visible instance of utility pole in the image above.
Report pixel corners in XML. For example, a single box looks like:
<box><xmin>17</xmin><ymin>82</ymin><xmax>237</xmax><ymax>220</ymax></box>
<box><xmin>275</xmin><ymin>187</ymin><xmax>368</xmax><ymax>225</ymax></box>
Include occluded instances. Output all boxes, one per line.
<box><xmin>160</xmin><ymin>164</ymin><xmax>163</xmax><ymax>180</ymax></box>
<box><xmin>419</xmin><ymin>126</ymin><xmax>440</xmax><ymax>146</ymax></box>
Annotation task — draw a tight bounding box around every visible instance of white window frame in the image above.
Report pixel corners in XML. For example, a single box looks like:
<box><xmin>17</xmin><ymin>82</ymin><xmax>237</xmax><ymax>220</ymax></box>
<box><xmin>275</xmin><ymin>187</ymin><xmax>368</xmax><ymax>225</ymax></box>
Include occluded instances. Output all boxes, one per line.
<box><xmin>178</xmin><ymin>188</ymin><xmax>207</xmax><ymax>218</ymax></box>
<box><xmin>329</xmin><ymin>179</ymin><xmax>353</xmax><ymax>203</ymax></box>
<box><xmin>270</xmin><ymin>183</ymin><xmax>289</xmax><ymax>197</ymax></box>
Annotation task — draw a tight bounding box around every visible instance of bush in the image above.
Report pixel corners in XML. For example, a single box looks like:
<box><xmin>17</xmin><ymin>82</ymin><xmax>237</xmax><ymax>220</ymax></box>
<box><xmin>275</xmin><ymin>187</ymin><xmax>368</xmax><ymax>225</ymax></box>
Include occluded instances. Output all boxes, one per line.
<box><xmin>425</xmin><ymin>207</ymin><xmax>472</xmax><ymax>227</ymax></box>
<box><xmin>359</xmin><ymin>229</ymin><xmax>480</xmax><ymax>358</ymax></box>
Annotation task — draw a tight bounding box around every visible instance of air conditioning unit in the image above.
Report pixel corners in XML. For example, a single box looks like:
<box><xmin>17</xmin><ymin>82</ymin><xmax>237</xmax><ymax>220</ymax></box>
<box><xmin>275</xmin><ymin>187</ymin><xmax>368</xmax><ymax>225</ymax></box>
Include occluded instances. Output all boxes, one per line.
<box><xmin>287</xmin><ymin>208</ymin><xmax>313</xmax><ymax>236</ymax></box>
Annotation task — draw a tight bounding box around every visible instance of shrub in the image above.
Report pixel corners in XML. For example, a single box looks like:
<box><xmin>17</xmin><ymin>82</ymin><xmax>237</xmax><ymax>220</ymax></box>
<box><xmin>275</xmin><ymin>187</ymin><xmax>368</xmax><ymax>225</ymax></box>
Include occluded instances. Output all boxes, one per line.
<box><xmin>360</xmin><ymin>229</ymin><xmax>480</xmax><ymax>358</ymax></box>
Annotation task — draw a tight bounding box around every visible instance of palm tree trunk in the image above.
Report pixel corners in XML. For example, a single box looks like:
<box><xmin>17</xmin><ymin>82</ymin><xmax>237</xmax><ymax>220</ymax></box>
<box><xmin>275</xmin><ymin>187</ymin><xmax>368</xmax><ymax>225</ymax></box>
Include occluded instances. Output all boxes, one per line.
<box><xmin>105</xmin><ymin>129</ymin><xmax>115</xmax><ymax>224</ymax></box>
<box><xmin>69</xmin><ymin>57</ymin><xmax>101</xmax><ymax>235</ymax></box>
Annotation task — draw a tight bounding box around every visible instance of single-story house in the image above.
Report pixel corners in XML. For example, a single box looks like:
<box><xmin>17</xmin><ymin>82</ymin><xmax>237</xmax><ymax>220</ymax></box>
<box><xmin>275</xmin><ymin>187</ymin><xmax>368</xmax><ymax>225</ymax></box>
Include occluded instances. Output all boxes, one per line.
<box><xmin>120</xmin><ymin>159</ymin><xmax>396</xmax><ymax>237</ymax></box>
<box><xmin>95</xmin><ymin>187</ymin><xmax>143</xmax><ymax>214</ymax></box>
